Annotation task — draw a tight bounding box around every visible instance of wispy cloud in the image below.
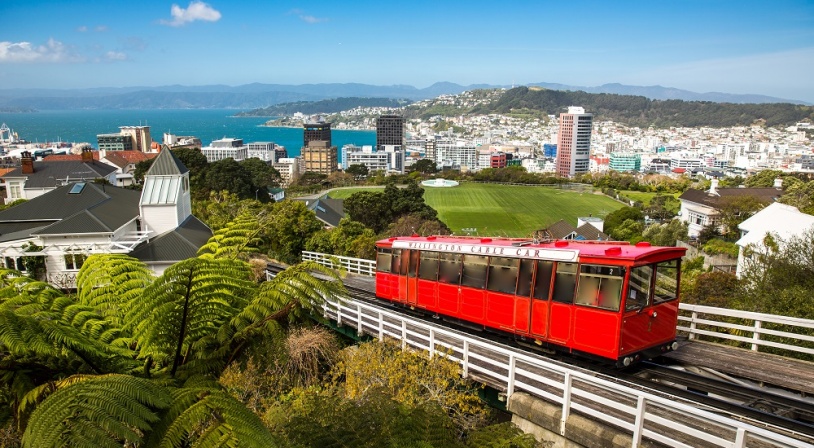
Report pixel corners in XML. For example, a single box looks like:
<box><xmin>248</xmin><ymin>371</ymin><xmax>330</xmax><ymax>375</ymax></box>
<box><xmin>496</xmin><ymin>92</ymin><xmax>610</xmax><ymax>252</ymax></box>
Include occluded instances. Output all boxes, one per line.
<box><xmin>77</xmin><ymin>25</ymin><xmax>88</xmax><ymax>32</ymax></box>
<box><xmin>95</xmin><ymin>25</ymin><xmax>108</xmax><ymax>32</ymax></box>
<box><xmin>160</xmin><ymin>1</ymin><xmax>221</xmax><ymax>27</ymax></box>
<box><xmin>103</xmin><ymin>51</ymin><xmax>127</xmax><ymax>61</ymax></box>
<box><xmin>0</xmin><ymin>39</ymin><xmax>83</xmax><ymax>63</ymax></box>
<box><xmin>289</xmin><ymin>9</ymin><xmax>328</xmax><ymax>24</ymax></box>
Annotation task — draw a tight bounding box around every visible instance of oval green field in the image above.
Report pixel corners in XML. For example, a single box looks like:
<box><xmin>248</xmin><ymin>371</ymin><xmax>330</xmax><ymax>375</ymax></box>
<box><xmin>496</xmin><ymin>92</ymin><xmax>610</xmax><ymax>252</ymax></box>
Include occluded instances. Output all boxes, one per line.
<box><xmin>329</xmin><ymin>183</ymin><xmax>623</xmax><ymax>237</ymax></box>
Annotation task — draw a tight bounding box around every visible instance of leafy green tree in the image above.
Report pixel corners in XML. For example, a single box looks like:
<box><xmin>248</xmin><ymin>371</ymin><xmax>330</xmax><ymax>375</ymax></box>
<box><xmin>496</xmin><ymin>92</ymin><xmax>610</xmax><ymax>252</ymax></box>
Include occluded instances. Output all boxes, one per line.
<box><xmin>204</xmin><ymin>158</ymin><xmax>255</xmax><ymax>199</ymax></box>
<box><xmin>240</xmin><ymin>157</ymin><xmax>281</xmax><ymax>199</ymax></box>
<box><xmin>642</xmin><ymin>219</ymin><xmax>688</xmax><ymax>246</ymax></box>
<box><xmin>744</xmin><ymin>170</ymin><xmax>784</xmax><ymax>188</ymax></box>
<box><xmin>603</xmin><ymin>206</ymin><xmax>643</xmax><ymax>239</ymax></box>
<box><xmin>409</xmin><ymin>159</ymin><xmax>438</xmax><ymax>174</ymax></box>
<box><xmin>717</xmin><ymin>195</ymin><xmax>768</xmax><ymax>238</ymax></box>
<box><xmin>780</xmin><ymin>178</ymin><xmax>814</xmax><ymax>215</ymax></box>
<box><xmin>643</xmin><ymin>195</ymin><xmax>680</xmax><ymax>220</ymax></box>
<box><xmin>346</xmin><ymin>164</ymin><xmax>369</xmax><ymax>179</ymax></box>
<box><xmin>344</xmin><ymin>190</ymin><xmax>392</xmax><ymax>233</ymax></box>
<box><xmin>610</xmin><ymin>218</ymin><xmax>644</xmax><ymax>242</ymax></box>
<box><xmin>265</xmin><ymin>200</ymin><xmax>325</xmax><ymax>264</ymax></box>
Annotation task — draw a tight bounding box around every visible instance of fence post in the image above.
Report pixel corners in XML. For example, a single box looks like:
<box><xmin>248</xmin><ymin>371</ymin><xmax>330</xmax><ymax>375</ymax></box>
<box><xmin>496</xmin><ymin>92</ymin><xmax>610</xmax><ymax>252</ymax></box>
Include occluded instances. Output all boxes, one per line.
<box><xmin>689</xmin><ymin>311</ymin><xmax>698</xmax><ymax>340</ymax></box>
<box><xmin>401</xmin><ymin>320</ymin><xmax>407</xmax><ymax>350</ymax></box>
<box><xmin>560</xmin><ymin>372</ymin><xmax>572</xmax><ymax>436</ymax></box>
<box><xmin>751</xmin><ymin>320</ymin><xmax>762</xmax><ymax>351</ymax></box>
<box><xmin>429</xmin><ymin>329</ymin><xmax>435</xmax><ymax>358</ymax></box>
<box><xmin>507</xmin><ymin>355</ymin><xmax>516</xmax><ymax>399</ymax></box>
<box><xmin>357</xmin><ymin>304</ymin><xmax>364</xmax><ymax>337</ymax></box>
<box><xmin>632</xmin><ymin>396</ymin><xmax>646</xmax><ymax>448</ymax></box>
<box><xmin>462</xmin><ymin>340</ymin><xmax>469</xmax><ymax>378</ymax></box>
<box><xmin>378</xmin><ymin>312</ymin><xmax>384</xmax><ymax>341</ymax></box>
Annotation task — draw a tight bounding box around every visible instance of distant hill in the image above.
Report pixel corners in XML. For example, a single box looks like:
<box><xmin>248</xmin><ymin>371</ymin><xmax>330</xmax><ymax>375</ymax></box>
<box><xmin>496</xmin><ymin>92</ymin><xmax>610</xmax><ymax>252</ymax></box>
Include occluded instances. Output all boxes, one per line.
<box><xmin>236</xmin><ymin>97</ymin><xmax>411</xmax><ymax>117</ymax></box>
<box><xmin>470</xmin><ymin>87</ymin><xmax>814</xmax><ymax>128</ymax></box>
<box><xmin>0</xmin><ymin>81</ymin><xmax>807</xmax><ymax>110</ymax></box>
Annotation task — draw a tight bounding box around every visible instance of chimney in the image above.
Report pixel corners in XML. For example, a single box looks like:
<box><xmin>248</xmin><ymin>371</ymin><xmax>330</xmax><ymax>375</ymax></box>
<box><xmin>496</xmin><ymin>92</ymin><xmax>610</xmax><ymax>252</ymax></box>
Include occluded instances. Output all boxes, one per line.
<box><xmin>708</xmin><ymin>178</ymin><xmax>719</xmax><ymax>196</ymax></box>
<box><xmin>81</xmin><ymin>147</ymin><xmax>93</xmax><ymax>163</ymax></box>
<box><xmin>774</xmin><ymin>177</ymin><xmax>783</xmax><ymax>189</ymax></box>
<box><xmin>21</xmin><ymin>151</ymin><xmax>34</xmax><ymax>174</ymax></box>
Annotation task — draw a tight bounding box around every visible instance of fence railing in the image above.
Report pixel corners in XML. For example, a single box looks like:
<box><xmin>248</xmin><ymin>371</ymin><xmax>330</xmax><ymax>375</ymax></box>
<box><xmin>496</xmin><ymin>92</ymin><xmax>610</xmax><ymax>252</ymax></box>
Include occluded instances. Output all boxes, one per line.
<box><xmin>301</xmin><ymin>252</ymin><xmax>814</xmax><ymax>358</ymax></box>
<box><xmin>302</xmin><ymin>251</ymin><xmax>376</xmax><ymax>276</ymax></box>
<box><xmin>319</xmin><ymin>293</ymin><xmax>810</xmax><ymax>448</ymax></box>
<box><xmin>678</xmin><ymin>304</ymin><xmax>814</xmax><ymax>356</ymax></box>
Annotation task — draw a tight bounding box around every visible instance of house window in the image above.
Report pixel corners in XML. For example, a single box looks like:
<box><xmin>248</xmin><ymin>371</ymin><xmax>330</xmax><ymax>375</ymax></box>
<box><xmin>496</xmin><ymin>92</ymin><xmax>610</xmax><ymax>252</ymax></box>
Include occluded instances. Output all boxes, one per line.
<box><xmin>64</xmin><ymin>251</ymin><xmax>87</xmax><ymax>270</ymax></box>
<box><xmin>4</xmin><ymin>257</ymin><xmax>24</xmax><ymax>271</ymax></box>
<box><xmin>9</xmin><ymin>184</ymin><xmax>22</xmax><ymax>199</ymax></box>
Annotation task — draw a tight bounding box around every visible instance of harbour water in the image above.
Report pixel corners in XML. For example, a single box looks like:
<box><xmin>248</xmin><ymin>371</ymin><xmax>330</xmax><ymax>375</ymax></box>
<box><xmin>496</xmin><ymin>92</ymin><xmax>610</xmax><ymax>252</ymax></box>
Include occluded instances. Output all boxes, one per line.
<box><xmin>0</xmin><ymin>109</ymin><xmax>376</xmax><ymax>158</ymax></box>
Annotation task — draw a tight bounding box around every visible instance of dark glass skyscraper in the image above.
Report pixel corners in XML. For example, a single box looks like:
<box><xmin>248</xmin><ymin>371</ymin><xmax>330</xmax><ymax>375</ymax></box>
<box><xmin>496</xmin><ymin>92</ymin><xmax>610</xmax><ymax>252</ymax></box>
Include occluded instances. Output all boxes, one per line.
<box><xmin>376</xmin><ymin>114</ymin><xmax>405</xmax><ymax>151</ymax></box>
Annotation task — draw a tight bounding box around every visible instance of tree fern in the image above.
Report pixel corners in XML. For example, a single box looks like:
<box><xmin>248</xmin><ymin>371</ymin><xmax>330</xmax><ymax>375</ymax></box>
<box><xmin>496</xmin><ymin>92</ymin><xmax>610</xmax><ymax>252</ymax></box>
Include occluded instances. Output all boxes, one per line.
<box><xmin>22</xmin><ymin>374</ymin><xmax>171</xmax><ymax>448</ymax></box>
<box><xmin>126</xmin><ymin>258</ymin><xmax>256</xmax><ymax>377</ymax></box>
<box><xmin>197</xmin><ymin>211</ymin><xmax>267</xmax><ymax>260</ymax></box>
<box><xmin>75</xmin><ymin>254</ymin><xmax>154</xmax><ymax>326</ymax></box>
<box><xmin>221</xmin><ymin>262</ymin><xmax>346</xmax><ymax>362</ymax></box>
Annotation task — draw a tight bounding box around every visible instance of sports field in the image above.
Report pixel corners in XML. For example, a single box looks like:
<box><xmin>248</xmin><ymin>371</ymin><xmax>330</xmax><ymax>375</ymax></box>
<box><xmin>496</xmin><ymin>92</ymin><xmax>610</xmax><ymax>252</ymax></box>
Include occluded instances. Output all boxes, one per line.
<box><xmin>329</xmin><ymin>183</ymin><xmax>623</xmax><ymax>237</ymax></box>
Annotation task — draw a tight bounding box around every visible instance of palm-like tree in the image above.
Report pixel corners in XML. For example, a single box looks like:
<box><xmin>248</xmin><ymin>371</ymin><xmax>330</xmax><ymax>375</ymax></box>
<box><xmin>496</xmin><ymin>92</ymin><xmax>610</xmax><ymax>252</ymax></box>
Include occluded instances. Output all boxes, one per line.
<box><xmin>0</xmin><ymin>215</ymin><xmax>346</xmax><ymax>447</ymax></box>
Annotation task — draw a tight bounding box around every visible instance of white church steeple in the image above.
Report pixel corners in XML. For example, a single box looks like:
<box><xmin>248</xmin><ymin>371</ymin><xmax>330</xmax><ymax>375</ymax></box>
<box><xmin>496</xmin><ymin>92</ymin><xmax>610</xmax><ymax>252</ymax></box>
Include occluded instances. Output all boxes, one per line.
<box><xmin>139</xmin><ymin>146</ymin><xmax>192</xmax><ymax>236</ymax></box>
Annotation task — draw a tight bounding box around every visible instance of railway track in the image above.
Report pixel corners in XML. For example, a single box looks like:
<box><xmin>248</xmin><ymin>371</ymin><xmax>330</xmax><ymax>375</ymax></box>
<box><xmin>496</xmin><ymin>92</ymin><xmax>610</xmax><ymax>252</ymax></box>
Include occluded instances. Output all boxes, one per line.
<box><xmin>267</xmin><ymin>263</ymin><xmax>814</xmax><ymax>442</ymax></box>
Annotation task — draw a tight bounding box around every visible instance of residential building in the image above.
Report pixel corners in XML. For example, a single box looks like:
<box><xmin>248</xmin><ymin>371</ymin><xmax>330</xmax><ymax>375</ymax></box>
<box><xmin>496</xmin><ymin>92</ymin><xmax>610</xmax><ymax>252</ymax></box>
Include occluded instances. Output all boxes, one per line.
<box><xmin>678</xmin><ymin>179</ymin><xmax>783</xmax><ymax>238</ymax></box>
<box><xmin>0</xmin><ymin>148</ymin><xmax>211</xmax><ymax>288</ymax></box>
<box><xmin>342</xmin><ymin>145</ymin><xmax>389</xmax><ymax>172</ymax></box>
<box><xmin>273</xmin><ymin>157</ymin><xmax>301</xmax><ymax>187</ymax></box>
<box><xmin>376</xmin><ymin>114</ymin><xmax>405</xmax><ymax>152</ymax></box>
<box><xmin>735</xmin><ymin>202</ymin><xmax>814</xmax><ymax>277</ymax></box>
<box><xmin>1</xmin><ymin>149</ymin><xmax>118</xmax><ymax>204</ymax></box>
<box><xmin>247</xmin><ymin>141</ymin><xmax>281</xmax><ymax>163</ymax></box>
<box><xmin>556</xmin><ymin>106</ymin><xmax>592</xmax><ymax>178</ymax></box>
<box><xmin>97</xmin><ymin>126</ymin><xmax>151</xmax><ymax>153</ymax></box>
<box><xmin>435</xmin><ymin>140</ymin><xmax>477</xmax><ymax>171</ymax></box>
<box><xmin>609</xmin><ymin>152</ymin><xmax>642</xmax><ymax>172</ymax></box>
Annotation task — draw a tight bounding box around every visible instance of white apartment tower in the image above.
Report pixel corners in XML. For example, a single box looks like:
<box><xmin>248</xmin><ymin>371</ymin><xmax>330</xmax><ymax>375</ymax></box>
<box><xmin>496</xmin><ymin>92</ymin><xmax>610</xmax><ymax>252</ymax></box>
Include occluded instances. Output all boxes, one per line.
<box><xmin>556</xmin><ymin>107</ymin><xmax>593</xmax><ymax>178</ymax></box>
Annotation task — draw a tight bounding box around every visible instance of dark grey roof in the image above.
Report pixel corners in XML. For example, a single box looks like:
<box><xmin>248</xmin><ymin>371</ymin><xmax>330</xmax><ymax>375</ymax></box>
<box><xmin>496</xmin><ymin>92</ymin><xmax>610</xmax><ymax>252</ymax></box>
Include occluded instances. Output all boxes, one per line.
<box><xmin>546</xmin><ymin>219</ymin><xmax>577</xmax><ymax>240</ymax></box>
<box><xmin>129</xmin><ymin>215</ymin><xmax>212</xmax><ymax>263</ymax></box>
<box><xmin>678</xmin><ymin>187</ymin><xmax>781</xmax><ymax>208</ymax></box>
<box><xmin>297</xmin><ymin>197</ymin><xmax>344</xmax><ymax>227</ymax></box>
<box><xmin>575</xmin><ymin>223</ymin><xmax>609</xmax><ymax>241</ymax></box>
<box><xmin>146</xmin><ymin>148</ymin><xmax>189</xmax><ymax>176</ymax></box>
<box><xmin>1</xmin><ymin>160</ymin><xmax>117</xmax><ymax>188</ymax></box>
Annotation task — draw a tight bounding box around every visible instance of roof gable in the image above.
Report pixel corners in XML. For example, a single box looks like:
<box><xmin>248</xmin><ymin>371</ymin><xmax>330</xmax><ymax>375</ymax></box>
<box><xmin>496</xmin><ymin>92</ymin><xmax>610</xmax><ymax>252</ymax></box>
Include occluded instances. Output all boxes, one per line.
<box><xmin>0</xmin><ymin>160</ymin><xmax>117</xmax><ymax>187</ymax></box>
<box><xmin>146</xmin><ymin>147</ymin><xmax>189</xmax><ymax>176</ymax></box>
<box><xmin>679</xmin><ymin>187</ymin><xmax>781</xmax><ymax>208</ymax></box>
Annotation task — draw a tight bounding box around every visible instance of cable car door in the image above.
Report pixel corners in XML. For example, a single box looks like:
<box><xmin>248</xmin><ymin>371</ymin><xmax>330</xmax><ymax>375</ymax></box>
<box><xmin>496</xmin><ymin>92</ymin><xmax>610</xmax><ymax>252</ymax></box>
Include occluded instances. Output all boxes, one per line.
<box><xmin>406</xmin><ymin>249</ymin><xmax>419</xmax><ymax>306</ymax></box>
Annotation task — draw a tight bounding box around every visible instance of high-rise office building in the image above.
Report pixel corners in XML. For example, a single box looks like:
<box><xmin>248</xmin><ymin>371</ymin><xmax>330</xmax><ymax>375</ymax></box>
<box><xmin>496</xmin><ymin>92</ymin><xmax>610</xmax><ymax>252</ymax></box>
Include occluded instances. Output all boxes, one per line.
<box><xmin>302</xmin><ymin>140</ymin><xmax>338</xmax><ymax>176</ymax></box>
<box><xmin>303</xmin><ymin>120</ymin><xmax>331</xmax><ymax>148</ymax></box>
<box><xmin>376</xmin><ymin>114</ymin><xmax>405</xmax><ymax>152</ymax></box>
<box><xmin>555</xmin><ymin>107</ymin><xmax>593</xmax><ymax>178</ymax></box>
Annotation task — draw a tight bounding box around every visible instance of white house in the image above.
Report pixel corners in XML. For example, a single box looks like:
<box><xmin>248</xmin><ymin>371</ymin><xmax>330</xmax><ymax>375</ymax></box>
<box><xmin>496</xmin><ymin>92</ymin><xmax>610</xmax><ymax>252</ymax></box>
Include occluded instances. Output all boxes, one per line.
<box><xmin>734</xmin><ymin>202</ymin><xmax>814</xmax><ymax>277</ymax></box>
<box><xmin>1</xmin><ymin>149</ymin><xmax>118</xmax><ymax>204</ymax></box>
<box><xmin>0</xmin><ymin>148</ymin><xmax>212</xmax><ymax>288</ymax></box>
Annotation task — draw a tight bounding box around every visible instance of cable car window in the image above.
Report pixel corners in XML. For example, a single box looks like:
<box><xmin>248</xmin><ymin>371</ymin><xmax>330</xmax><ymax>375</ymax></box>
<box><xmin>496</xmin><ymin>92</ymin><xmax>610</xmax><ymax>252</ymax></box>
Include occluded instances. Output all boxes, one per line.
<box><xmin>517</xmin><ymin>259</ymin><xmax>535</xmax><ymax>296</ymax></box>
<box><xmin>552</xmin><ymin>262</ymin><xmax>578</xmax><ymax>303</ymax></box>
<box><xmin>626</xmin><ymin>265</ymin><xmax>653</xmax><ymax>311</ymax></box>
<box><xmin>391</xmin><ymin>249</ymin><xmax>402</xmax><ymax>274</ymax></box>
<box><xmin>575</xmin><ymin>265</ymin><xmax>625</xmax><ymax>311</ymax></box>
<box><xmin>376</xmin><ymin>248</ymin><xmax>392</xmax><ymax>273</ymax></box>
<box><xmin>533</xmin><ymin>261</ymin><xmax>555</xmax><ymax>300</ymax></box>
<box><xmin>461</xmin><ymin>255</ymin><xmax>489</xmax><ymax>289</ymax></box>
<box><xmin>486</xmin><ymin>256</ymin><xmax>519</xmax><ymax>294</ymax></box>
<box><xmin>407</xmin><ymin>250</ymin><xmax>420</xmax><ymax>278</ymax></box>
<box><xmin>438</xmin><ymin>253</ymin><xmax>461</xmax><ymax>285</ymax></box>
<box><xmin>418</xmin><ymin>251</ymin><xmax>439</xmax><ymax>281</ymax></box>
<box><xmin>654</xmin><ymin>259</ymin><xmax>679</xmax><ymax>303</ymax></box>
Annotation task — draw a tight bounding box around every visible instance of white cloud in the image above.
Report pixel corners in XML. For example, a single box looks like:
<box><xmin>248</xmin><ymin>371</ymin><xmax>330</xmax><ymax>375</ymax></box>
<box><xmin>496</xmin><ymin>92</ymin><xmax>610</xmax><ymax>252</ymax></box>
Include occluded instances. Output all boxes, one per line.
<box><xmin>288</xmin><ymin>9</ymin><xmax>327</xmax><ymax>24</ymax></box>
<box><xmin>77</xmin><ymin>25</ymin><xmax>88</xmax><ymax>32</ymax></box>
<box><xmin>95</xmin><ymin>25</ymin><xmax>108</xmax><ymax>32</ymax></box>
<box><xmin>161</xmin><ymin>1</ymin><xmax>222</xmax><ymax>27</ymax></box>
<box><xmin>104</xmin><ymin>51</ymin><xmax>127</xmax><ymax>61</ymax></box>
<box><xmin>0</xmin><ymin>39</ymin><xmax>82</xmax><ymax>63</ymax></box>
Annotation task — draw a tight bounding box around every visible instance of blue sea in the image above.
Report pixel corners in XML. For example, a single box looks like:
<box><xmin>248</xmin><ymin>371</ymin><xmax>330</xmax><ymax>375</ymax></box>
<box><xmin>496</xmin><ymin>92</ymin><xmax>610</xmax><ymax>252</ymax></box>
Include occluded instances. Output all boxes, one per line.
<box><xmin>0</xmin><ymin>109</ymin><xmax>375</xmax><ymax>158</ymax></box>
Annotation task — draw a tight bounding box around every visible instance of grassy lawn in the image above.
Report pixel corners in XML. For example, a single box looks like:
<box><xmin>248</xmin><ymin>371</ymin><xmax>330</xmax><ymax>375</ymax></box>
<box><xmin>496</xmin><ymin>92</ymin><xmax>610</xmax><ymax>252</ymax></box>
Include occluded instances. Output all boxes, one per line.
<box><xmin>329</xmin><ymin>183</ymin><xmax>623</xmax><ymax>237</ymax></box>
<box><xmin>617</xmin><ymin>190</ymin><xmax>680</xmax><ymax>206</ymax></box>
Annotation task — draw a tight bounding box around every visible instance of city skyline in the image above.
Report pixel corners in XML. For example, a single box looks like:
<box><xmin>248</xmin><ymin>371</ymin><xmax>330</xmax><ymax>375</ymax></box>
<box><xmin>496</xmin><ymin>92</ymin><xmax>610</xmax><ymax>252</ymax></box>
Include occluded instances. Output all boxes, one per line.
<box><xmin>1</xmin><ymin>1</ymin><xmax>813</xmax><ymax>103</ymax></box>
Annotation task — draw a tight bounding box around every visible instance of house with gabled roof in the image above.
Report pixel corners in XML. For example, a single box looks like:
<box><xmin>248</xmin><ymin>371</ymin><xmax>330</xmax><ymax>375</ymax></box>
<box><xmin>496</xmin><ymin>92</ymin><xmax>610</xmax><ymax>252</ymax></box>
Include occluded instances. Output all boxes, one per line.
<box><xmin>678</xmin><ymin>178</ymin><xmax>783</xmax><ymax>238</ymax></box>
<box><xmin>0</xmin><ymin>148</ymin><xmax>211</xmax><ymax>288</ymax></box>
<box><xmin>734</xmin><ymin>202</ymin><xmax>814</xmax><ymax>277</ymax></box>
<box><xmin>543</xmin><ymin>218</ymin><xmax>609</xmax><ymax>241</ymax></box>
<box><xmin>1</xmin><ymin>148</ymin><xmax>118</xmax><ymax>204</ymax></box>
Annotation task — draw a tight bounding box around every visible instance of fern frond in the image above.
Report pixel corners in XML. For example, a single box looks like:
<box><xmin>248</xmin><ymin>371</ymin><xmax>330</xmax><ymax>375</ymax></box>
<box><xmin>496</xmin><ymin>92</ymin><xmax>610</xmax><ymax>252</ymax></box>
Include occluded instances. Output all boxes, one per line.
<box><xmin>197</xmin><ymin>212</ymin><xmax>267</xmax><ymax>260</ymax></box>
<box><xmin>75</xmin><ymin>254</ymin><xmax>154</xmax><ymax>326</ymax></box>
<box><xmin>126</xmin><ymin>258</ymin><xmax>256</xmax><ymax>377</ymax></box>
<box><xmin>22</xmin><ymin>374</ymin><xmax>171</xmax><ymax>448</ymax></box>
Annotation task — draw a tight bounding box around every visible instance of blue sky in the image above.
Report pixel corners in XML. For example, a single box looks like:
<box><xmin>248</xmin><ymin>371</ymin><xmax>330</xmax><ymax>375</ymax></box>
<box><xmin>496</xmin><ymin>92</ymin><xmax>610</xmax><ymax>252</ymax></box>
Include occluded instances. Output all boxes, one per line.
<box><xmin>2</xmin><ymin>0</ymin><xmax>813</xmax><ymax>102</ymax></box>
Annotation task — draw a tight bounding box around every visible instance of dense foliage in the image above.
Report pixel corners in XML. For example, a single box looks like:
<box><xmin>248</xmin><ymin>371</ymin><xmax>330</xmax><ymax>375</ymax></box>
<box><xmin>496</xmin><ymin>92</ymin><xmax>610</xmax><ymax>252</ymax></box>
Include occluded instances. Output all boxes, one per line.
<box><xmin>470</xmin><ymin>87</ymin><xmax>814</xmax><ymax>128</ymax></box>
<box><xmin>237</xmin><ymin>97</ymin><xmax>411</xmax><ymax>117</ymax></box>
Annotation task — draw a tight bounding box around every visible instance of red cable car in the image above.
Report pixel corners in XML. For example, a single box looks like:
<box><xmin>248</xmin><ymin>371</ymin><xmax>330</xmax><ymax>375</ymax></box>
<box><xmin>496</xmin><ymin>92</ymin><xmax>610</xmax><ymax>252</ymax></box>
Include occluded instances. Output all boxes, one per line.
<box><xmin>374</xmin><ymin>236</ymin><xmax>686</xmax><ymax>366</ymax></box>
